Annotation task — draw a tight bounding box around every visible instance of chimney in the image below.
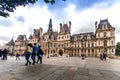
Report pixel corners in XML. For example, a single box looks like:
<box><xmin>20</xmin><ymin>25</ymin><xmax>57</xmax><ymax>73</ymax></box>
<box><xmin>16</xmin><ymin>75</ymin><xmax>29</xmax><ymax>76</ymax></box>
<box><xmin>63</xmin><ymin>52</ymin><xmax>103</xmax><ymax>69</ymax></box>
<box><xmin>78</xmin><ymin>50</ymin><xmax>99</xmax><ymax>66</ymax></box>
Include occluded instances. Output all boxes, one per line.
<box><xmin>95</xmin><ymin>21</ymin><xmax>98</xmax><ymax>30</ymax></box>
<box><xmin>59</xmin><ymin>23</ymin><xmax>62</xmax><ymax>33</ymax></box>
<box><xmin>39</xmin><ymin>27</ymin><xmax>43</xmax><ymax>38</ymax></box>
<box><xmin>69</xmin><ymin>21</ymin><xmax>71</xmax><ymax>33</ymax></box>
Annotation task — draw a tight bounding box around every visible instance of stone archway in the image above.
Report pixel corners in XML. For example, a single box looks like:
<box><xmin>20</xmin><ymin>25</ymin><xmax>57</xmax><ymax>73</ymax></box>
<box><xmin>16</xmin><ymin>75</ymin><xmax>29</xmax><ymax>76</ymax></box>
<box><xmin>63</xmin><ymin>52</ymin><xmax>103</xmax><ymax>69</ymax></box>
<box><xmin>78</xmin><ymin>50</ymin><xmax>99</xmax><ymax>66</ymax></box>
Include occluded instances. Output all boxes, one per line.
<box><xmin>58</xmin><ymin>49</ymin><xmax>63</xmax><ymax>56</ymax></box>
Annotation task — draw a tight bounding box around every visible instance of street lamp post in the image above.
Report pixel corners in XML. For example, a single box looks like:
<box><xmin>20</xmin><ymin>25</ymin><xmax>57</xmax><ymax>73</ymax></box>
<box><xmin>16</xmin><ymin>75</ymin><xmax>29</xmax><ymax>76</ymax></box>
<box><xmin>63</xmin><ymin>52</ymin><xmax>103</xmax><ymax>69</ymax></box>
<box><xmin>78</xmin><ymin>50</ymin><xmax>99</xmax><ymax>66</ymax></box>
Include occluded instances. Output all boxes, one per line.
<box><xmin>47</xmin><ymin>32</ymin><xmax>52</xmax><ymax>58</ymax></box>
<box><xmin>47</xmin><ymin>41</ymin><xmax>50</xmax><ymax>58</ymax></box>
<box><xmin>81</xmin><ymin>38</ymin><xmax>86</xmax><ymax>59</ymax></box>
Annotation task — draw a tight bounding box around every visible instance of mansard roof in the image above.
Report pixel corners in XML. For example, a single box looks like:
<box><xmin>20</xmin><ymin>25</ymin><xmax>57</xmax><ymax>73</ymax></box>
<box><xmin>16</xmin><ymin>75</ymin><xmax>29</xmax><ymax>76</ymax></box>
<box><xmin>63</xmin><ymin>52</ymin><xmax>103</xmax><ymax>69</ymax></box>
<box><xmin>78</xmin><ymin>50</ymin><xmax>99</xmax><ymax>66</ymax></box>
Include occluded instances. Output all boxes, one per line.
<box><xmin>72</xmin><ymin>32</ymin><xmax>95</xmax><ymax>40</ymax></box>
<box><xmin>98</xmin><ymin>19</ymin><xmax>113</xmax><ymax>29</ymax></box>
<box><xmin>52</xmin><ymin>32</ymin><xmax>58</xmax><ymax>40</ymax></box>
<box><xmin>59</xmin><ymin>23</ymin><xmax>70</xmax><ymax>34</ymax></box>
<box><xmin>43</xmin><ymin>31</ymin><xmax>58</xmax><ymax>40</ymax></box>
<box><xmin>63</xmin><ymin>24</ymin><xmax>70</xmax><ymax>33</ymax></box>
<box><xmin>16</xmin><ymin>35</ymin><xmax>26</xmax><ymax>41</ymax></box>
<box><xmin>73</xmin><ymin>32</ymin><xmax>94</xmax><ymax>36</ymax></box>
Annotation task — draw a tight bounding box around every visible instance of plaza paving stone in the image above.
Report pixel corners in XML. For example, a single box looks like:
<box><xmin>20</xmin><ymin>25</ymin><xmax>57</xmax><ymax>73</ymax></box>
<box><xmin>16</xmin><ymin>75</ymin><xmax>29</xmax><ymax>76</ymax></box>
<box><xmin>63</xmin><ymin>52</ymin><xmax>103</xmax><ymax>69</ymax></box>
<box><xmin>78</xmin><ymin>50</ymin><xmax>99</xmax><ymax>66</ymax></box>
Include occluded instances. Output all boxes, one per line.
<box><xmin>0</xmin><ymin>56</ymin><xmax>120</xmax><ymax>80</ymax></box>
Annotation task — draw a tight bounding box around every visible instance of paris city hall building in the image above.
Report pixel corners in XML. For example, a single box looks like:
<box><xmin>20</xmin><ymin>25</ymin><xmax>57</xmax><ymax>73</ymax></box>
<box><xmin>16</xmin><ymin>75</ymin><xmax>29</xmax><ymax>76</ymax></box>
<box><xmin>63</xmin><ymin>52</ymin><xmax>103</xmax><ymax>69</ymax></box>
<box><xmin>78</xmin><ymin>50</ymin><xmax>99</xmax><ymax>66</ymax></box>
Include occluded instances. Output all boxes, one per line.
<box><xmin>14</xmin><ymin>18</ymin><xmax>115</xmax><ymax>57</ymax></box>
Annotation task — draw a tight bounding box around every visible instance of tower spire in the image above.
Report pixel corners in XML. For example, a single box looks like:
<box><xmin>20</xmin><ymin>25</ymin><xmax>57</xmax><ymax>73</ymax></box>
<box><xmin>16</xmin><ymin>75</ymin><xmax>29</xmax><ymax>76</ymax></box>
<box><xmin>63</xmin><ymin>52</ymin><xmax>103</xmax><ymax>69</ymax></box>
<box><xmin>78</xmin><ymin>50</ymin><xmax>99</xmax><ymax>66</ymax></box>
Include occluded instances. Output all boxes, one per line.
<box><xmin>48</xmin><ymin>18</ymin><xmax>53</xmax><ymax>33</ymax></box>
<box><xmin>47</xmin><ymin>18</ymin><xmax>53</xmax><ymax>40</ymax></box>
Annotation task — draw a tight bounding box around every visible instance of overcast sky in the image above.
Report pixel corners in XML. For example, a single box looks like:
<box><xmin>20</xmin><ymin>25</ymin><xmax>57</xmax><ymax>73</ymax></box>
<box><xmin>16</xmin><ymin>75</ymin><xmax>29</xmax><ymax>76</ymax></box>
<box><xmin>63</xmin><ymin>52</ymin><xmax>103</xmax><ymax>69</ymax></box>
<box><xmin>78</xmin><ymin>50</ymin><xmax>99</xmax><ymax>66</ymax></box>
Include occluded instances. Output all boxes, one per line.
<box><xmin>0</xmin><ymin>0</ymin><xmax>120</xmax><ymax>46</ymax></box>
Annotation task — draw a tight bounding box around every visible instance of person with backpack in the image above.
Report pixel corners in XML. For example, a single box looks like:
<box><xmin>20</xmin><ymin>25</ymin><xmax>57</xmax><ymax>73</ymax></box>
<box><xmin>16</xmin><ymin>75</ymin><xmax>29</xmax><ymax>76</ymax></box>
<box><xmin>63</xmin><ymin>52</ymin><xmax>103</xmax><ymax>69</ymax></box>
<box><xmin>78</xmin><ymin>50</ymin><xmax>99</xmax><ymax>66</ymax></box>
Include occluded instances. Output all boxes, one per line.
<box><xmin>37</xmin><ymin>46</ymin><xmax>44</xmax><ymax>64</ymax></box>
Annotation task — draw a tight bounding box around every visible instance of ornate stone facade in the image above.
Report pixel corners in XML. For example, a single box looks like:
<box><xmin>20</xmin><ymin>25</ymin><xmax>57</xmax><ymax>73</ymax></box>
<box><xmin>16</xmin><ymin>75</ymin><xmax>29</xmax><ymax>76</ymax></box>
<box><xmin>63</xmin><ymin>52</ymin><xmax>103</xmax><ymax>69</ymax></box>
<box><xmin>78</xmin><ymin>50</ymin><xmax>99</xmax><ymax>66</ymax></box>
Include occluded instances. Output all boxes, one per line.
<box><xmin>13</xmin><ymin>18</ymin><xmax>115</xmax><ymax>57</ymax></box>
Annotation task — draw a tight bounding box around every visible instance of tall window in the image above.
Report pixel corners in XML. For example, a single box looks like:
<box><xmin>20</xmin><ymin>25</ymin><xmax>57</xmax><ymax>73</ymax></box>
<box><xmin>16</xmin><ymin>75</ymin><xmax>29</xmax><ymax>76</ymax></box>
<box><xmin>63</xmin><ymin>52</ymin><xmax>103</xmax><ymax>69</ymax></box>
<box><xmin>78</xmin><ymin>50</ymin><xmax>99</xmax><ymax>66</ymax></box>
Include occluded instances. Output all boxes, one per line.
<box><xmin>104</xmin><ymin>40</ymin><xmax>107</xmax><ymax>46</ymax></box>
<box><xmin>111</xmin><ymin>40</ymin><xmax>113</xmax><ymax>45</ymax></box>
<box><xmin>104</xmin><ymin>32</ymin><xmax>107</xmax><ymax>37</ymax></box>
<box><xmin>92</xmin><ymin>43</ymin><xmax>94</xmax><ymax>47</ymax></box>
<box><xmin>99</xmin><ymin>41</ymin><xmax>100</xmax><ymax>45</ymax></box>
<box><xmin>112</xmin><ymin>49</ymin><xmax>114</xmax><ymax>53</ymax></box>
<box><xmin>92</xmin><ymin>49</ymin><xmax>94</xmax><ymax>53</ymax></box>
<box><xmin>99</xmin><ymin>49</ymin><xmax>100</xmax><ymax>52</ymax></box>
<box><xmin>88</xmin><ymin>49</ymin><xmax>90</xmax><ymax>53</ymax></box>
<box><xmin>104</xmin><ymin>24</ymin><xmax>107</xmax><ymax>29</ymax></box>
<box><xmin>98</xmin><ymin>33</ymin><xmax>100</xmax><ymax>37</ymax></box>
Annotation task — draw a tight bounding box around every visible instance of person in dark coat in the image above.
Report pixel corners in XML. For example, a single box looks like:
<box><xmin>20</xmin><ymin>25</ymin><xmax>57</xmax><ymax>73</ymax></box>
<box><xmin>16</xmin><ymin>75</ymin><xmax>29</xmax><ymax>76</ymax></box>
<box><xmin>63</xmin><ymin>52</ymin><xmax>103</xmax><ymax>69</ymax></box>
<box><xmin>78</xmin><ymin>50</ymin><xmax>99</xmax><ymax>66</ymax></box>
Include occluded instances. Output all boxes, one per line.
<box><xmin>100</xmin><ymin>53</ymin><xmax>103</xmax><ymax>60</ymax></box>
<box><xmin>103</xmin><ymin>52</ymin><xmax>107</xmax><ymax>61</ymax></box>
<box><xmin>0</xmin><ymin>49</ymin><xmax>2</xmax><ymax>58</ymax></box>
<box><xmin>37</xmin><ymin>46</ymin><xmax>44</xmax><ymax>64</ymax></box>
<box><xmin>81</xmin><ymin>53</ymin><xmax>85</xmax><ymax>60</ymax></box>
<box><xmin>2</xmin><ymin>49</ymin><xmax>8</xmax><ymax>60</ymax></box>
<box><xmin>16</xmin><ymin>53</ymin><xmax>20</xmax><ymax>60</ymax></box>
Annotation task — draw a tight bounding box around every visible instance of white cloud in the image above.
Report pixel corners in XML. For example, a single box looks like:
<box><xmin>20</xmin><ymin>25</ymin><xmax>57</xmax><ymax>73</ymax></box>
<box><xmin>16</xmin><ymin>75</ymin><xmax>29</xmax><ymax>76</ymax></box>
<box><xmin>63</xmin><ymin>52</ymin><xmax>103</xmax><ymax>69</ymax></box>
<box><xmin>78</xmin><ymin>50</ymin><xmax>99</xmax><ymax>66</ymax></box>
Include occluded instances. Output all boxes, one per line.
<box><xmin>63</xmin><ymin>1</ymin><xmax>120</xmax><ymax>44</ymax></box>
<box><xmin>0</xmin><ymin>1</ymin><xmax>120</xmax><ymax>45</ymax></box>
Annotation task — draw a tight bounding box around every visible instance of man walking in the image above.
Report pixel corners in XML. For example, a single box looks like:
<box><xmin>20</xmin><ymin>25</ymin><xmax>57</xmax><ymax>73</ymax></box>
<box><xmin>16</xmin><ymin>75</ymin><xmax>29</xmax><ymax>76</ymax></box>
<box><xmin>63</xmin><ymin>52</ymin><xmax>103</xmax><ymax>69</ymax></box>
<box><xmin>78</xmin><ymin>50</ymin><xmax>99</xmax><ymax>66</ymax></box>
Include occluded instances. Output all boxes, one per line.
<box><xmin>31</xmin><ymin>43</ymin><xmax>38</xmax><ymax>65</ymax></box>
<box><xmin>103</xmin><ymin>52</ymin><xmax>107</xmax><ymax>61</ymax></box>
<box><xmin>2</xmin><ymin>48</ymin><xmax>8</xmax><ymax>60</ymax></box>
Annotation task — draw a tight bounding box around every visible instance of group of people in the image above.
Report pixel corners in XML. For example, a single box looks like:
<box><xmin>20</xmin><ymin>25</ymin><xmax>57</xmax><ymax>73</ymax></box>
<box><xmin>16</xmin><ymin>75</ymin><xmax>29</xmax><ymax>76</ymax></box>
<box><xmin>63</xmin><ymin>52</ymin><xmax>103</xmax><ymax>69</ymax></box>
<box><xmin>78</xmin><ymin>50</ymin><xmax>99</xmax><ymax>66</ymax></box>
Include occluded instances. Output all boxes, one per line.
<box><xmin>25</xmin><ymin>43</ymin><xmax>44</xmax><ymax>66</ymax></box>
<box><xmin>100</xmin><ymin>52</ymin><xmax>107</xmax><ymax>61</ymax></box>
<box><xmin>0</xmin><ymin>48</ymin><xmax>8</xmax><ymax>60</ymax></box>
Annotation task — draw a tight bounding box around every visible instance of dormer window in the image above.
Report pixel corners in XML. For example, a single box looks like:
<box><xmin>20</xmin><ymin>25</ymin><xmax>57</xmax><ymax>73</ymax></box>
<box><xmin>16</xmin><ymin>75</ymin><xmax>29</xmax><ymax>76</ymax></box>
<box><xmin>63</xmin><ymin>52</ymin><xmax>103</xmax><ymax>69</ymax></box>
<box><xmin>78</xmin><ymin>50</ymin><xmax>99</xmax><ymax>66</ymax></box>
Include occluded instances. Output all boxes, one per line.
<box><xmin>104</xmin><ymin>24</ymin><xmax>107</xmax><ymax>29</ymax></box>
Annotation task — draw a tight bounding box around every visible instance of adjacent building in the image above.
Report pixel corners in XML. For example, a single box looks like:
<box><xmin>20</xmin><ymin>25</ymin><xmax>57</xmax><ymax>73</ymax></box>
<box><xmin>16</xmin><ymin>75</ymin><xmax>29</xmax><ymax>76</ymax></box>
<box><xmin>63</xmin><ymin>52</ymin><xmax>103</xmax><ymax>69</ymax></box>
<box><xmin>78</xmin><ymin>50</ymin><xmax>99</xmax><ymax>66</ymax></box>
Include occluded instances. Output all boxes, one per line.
<box><xmin>14</xmin><ymin>35</ymin><xmax>27</xmax><ymax>55</ymax></box>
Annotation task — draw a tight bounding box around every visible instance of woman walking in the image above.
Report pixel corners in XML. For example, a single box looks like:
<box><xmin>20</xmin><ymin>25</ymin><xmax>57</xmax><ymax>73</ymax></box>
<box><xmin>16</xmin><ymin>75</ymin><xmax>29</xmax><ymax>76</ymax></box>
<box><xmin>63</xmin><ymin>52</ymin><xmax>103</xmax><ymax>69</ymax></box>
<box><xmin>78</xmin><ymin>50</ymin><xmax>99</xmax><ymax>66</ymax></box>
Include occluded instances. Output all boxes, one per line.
<box><xmin>25</xmin><ymin>43</ymin><xmax>33</xmax><ymax>66</ymax></box>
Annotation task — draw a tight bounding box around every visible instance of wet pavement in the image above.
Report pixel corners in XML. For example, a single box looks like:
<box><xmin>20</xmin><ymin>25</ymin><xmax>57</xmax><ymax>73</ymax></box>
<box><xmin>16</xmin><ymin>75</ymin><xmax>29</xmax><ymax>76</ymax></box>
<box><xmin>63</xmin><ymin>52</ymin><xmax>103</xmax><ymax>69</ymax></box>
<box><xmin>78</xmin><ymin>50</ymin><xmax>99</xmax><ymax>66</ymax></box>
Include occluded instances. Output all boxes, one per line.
<box><xmin>0</xmin><ymin>56</ymin><xmax>120</xmax><ymax>80</ymax></box>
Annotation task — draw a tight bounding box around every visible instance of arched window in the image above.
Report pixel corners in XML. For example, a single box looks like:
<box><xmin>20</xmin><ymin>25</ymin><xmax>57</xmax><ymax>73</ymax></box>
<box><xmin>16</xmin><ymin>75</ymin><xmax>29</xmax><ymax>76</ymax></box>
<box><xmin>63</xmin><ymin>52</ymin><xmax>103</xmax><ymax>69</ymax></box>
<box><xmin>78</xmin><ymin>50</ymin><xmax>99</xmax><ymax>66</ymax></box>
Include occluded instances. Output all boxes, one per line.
<box><xmin>104</xmin><ymin>40</ymin><xmax>107</xmax><ymax>46</ymax></box>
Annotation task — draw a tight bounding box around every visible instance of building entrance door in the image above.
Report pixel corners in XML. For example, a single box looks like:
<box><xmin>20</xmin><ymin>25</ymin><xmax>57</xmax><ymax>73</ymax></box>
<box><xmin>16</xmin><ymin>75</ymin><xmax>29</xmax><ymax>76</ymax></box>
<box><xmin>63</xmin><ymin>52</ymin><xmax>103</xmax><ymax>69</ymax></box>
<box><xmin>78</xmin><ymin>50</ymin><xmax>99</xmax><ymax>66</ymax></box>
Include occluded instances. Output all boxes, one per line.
<box><xmin>59</xmin><ymin>50</ymin><xmax>63</xmax><ymax>56</ymax></box>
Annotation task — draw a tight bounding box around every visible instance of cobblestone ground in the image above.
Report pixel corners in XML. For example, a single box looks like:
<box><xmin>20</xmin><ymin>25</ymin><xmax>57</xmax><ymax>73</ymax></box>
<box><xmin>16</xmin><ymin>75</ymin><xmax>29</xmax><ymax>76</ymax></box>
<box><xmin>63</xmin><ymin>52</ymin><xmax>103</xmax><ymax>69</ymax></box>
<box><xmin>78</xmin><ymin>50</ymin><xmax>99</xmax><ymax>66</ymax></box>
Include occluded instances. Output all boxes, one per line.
<box><xmin>0</xmin><ymin>56</ymin><xmax>120</xmax><ymax>80</ymax></box>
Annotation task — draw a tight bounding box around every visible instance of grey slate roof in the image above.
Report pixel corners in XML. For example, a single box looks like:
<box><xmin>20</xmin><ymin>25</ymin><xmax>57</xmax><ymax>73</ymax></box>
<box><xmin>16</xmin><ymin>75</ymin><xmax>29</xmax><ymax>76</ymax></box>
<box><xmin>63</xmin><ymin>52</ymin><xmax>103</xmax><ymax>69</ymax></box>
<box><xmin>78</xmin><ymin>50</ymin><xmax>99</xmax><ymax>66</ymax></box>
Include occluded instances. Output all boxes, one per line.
<box><xmin>98</xmin><ymin>19</ymin><xmax>112</xmax><ymax>29</ymax></box>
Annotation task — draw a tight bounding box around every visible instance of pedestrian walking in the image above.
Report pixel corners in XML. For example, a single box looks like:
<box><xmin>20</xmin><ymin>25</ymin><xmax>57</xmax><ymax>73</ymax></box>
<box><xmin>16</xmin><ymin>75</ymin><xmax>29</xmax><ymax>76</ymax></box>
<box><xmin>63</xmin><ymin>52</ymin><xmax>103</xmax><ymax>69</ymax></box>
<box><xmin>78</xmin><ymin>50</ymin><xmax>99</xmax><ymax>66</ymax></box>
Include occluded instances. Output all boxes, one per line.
<box><xmin>0</xmin><ymin>49</ymin><xmax>2</xmax><ymax>59</ymax></box>
<box><xmin>16</xmin><ymin>53</ymin><xmax>20</xmax><ymax>60</ymax></box>
<box><xmin>25</xmin><ymin>43</ymin><xmax>33</xmax><ymax>66</ymax></box>
<box><xmin>100</xmin><ymin>53</ymin><xmax>103</xmax><ymax>60</ymax></box>
<box><xmin>103</xmin><ymin>52</ymin><xmax>107</xmax><ymax>61</ymax></box>
<box><xmin>2</xmin><ymin>48</ymin><xmax>8</xmax><ymax>60</ymax></box>
<box><xmin>81</xmin><ymin>53</ymin><xmax>85</xmax><ymax>60</ymax></box>
<box><xmin>31</xmin><ymin>43</ymin><xmax>38</xmax><ymax>65</ymax></box>
<box><xmin>37</xmin><ymin>46</ymin><xmax>44</xmax><ymax>64</ymax></box>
